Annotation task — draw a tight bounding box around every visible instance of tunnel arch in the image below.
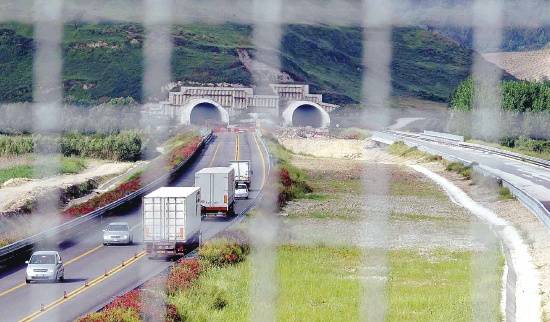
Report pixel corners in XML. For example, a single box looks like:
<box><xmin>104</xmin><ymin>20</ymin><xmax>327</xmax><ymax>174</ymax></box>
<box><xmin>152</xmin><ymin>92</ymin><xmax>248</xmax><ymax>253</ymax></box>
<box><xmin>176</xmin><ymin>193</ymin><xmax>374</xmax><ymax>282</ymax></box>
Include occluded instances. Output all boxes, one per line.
<box><xmin>181</xmin><ymin>99</ymin><xmax>230</xmax><ymax>126</ymax></box>
<box><xmin>282</xmin><ymin>101</ymin><xmax>330</xmax><ymax>128</ymax></box>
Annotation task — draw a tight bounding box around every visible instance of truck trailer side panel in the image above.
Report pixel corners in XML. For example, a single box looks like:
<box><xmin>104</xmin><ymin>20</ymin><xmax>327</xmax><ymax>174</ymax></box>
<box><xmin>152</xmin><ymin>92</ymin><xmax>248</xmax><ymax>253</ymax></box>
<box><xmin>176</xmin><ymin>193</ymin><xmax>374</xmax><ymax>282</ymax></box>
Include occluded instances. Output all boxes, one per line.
<box><xmin>143</xmin><ymin>187</ymin><xmax>201</xmax><ymax>256</ymax></box>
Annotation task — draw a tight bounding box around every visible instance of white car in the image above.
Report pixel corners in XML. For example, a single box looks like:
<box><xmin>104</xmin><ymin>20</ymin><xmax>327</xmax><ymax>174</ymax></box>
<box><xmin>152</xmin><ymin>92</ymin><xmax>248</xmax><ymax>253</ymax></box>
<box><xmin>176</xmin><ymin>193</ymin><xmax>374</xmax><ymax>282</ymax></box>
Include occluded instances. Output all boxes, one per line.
<box><xmin>235</xmin><ymin>183</ymin><xmax>249</xmax><ymax>199</ymax></box>
<box><xmin>103</xmin><ymin>222</ymin><xmax>133</xmax><ymax>245</ymax></box>
<box><xmin>25</xmin><ymin>251</ymin><xmax>64</xmax><ymax>283</ymax></box>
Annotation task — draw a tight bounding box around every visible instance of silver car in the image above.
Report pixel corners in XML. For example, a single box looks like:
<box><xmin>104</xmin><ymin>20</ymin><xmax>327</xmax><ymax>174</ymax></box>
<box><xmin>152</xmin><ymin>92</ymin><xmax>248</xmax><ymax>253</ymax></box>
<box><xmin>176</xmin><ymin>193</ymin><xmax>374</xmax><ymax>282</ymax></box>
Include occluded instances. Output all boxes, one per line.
<box><xmin>103</xmin><ymin>222</ymin><xmax>133</xmax><ymax>245</ymax></box>
<box><xmin>25</xmin><ymin>251</ymin><xmax>64</xmax><ymax>283</ymax></box>
<box><xmin>235</xmin><ymin>183</ymin><xmax>249</xmax><ymax>199</ymax></box>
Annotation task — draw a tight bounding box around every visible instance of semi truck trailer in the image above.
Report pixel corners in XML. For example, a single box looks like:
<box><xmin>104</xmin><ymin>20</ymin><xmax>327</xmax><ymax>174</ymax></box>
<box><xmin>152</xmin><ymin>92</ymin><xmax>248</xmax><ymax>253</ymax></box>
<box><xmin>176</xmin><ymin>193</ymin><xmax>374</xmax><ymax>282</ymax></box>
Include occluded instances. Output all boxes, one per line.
<box><xmin>143</xmin><ymin>187</ymin><xmax>201</xmax><ymax>257</ymax></box>
<box><xmin>195</xmin><ymin>167</ymin><xmax>235</xmax><ymax>216</ymax></box>
<box><xmin>229</xmin><ymin>160</ymin><xmax>251</xmax><ymax>187</ymax></box>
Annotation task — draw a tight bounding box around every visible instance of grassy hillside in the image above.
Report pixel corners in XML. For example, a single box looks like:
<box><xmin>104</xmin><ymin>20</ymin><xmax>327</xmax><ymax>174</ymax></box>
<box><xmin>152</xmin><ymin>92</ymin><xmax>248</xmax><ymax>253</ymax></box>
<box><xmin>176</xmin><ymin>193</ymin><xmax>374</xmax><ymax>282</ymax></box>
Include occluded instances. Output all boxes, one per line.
<box><xmin>0</xmin><ymin>22</ymin><xmax>503</xmax><ymax>105</ymax></box>
<box><xmin>431</xmin><ymin>26</ymin><xmax>550</xmax><ymax>52</ymax></box>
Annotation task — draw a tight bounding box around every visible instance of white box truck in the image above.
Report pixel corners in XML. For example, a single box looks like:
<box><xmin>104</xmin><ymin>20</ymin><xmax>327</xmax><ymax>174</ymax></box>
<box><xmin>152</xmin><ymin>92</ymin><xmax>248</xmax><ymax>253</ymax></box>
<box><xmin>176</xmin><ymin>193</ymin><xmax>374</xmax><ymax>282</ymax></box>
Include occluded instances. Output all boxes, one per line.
<box><xmin>195</xmin><ymin>167</ymin><xmax>235</xmax><ymax>216</ymax></box>
<box><xmin>229</xmin><ymin>160</ymin><xmax>251</xmax><ymax>187</ymax></box>
<box><xmin>143</xmin><ymin>187</ymin><xmax>201</xmax><ymax>257</ymax></box>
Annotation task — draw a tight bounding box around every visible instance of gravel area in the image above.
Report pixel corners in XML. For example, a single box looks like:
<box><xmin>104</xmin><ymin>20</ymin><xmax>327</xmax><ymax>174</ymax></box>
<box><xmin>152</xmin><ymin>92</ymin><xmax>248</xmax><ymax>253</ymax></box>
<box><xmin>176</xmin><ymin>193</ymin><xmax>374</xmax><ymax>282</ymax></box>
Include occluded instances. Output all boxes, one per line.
<box><xmin>276</xmin><ymin>147</ymin><xmax>485</xmax><ymax>251</ymax></box>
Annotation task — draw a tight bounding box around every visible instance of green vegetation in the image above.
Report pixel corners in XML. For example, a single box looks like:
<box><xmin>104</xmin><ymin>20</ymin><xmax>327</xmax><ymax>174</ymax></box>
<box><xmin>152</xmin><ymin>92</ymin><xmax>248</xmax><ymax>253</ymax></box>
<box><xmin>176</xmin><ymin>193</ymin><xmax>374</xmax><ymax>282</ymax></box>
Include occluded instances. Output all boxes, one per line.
<box><xmin>60</xmin><ymin>131</ymin><xmax>142</xmax><ymax>161</ymax></box>
<box><xmin>0</xmin><ymin>157</ymin><xmax>87</xmax><ymax>184</ymax></box>
<box><xmin>388</xmin><ymin>141</ymin><xmax>442</xmax><ymax>162</ymax></box>
<box><xmin>277</xmin><ymin>245</ymin><xmax>361</xmax><ymax>321</ymax></box>
<box><xmin>331</xmin><ymin>127</ymin><xmax>371</xmax><ymax>140</ymax></box>
<box><xmin>0</xmin><ymin>135</ymin><xmax>33</xmax><ymax>155</ymax></box>
<box><xmin>170</xmin><ymin>245</ymin><xmax>502</xmax><ymax>322</ymax></box>
<box><xmin>0</xmin><ymin>131</ymin><xmax>143</xmax><ymax>161</ymax></box>
<box><xmin>389</xmin><ymin>249</ymin><xmax>503</xmax><ymax>322</ymax></box>
<box><xmin>390</xmin><ymin>176</ymin><xmax>446</xmax><ymax>199</ymax></box>
<box><xmin>282</xmin><ymin>26</ymin><xmax>480</xmax><ymax>103</ymax></box>
<box><xmin>266</xmin><ymin>137</ymin><xmax>312</xmax><ymax>206</ymax></box>
<box><xmin>498</xmin><ymin>186</ymin><xmax>515</xmax><ymax>200</ymax></box>
<box><xmin>0</xmin><ymin>165</ymin><xmax>33</xmax><ymax>184</ymax></box>
<box><xmin>198</xmin><ymin>238</ymin><xmax>250</xmax><ymax>268</ymax></box>
<box><xmin>496</xmin><ymin>136</ymin><xmax>550</xmax><ymax>161</ymax></box>
<box><xmin>445</xmin><ymin>162</ymin><xmax>473</xmax><ymax>180</ymax></box>
<box><xmin>390</xmin><ymin>212</ymin><xmax>452</xmax><ymax>222</ymax></box>
<box><xmin>432</xmin><ymin>25</ymin><xmax>550</xmax><ymax>52</ymax></box>
<box><xmin>171</xmin><ymin>260</ymin><xmax>250</xmax><ymax>322</ymax></box>
<box><xmin>1</xmin><ymin>23</ymin><xmax>495</xmax><ymax>104</ymax></box>
<box><xmin>451</xmin><ymin>77</ymin><xmax>550</xmax><ymax>112</ymax></box>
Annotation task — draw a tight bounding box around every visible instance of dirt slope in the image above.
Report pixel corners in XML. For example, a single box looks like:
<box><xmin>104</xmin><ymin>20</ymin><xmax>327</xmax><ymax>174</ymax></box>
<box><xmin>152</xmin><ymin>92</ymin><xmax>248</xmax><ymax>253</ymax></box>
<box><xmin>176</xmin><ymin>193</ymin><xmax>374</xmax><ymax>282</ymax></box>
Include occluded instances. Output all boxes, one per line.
<box><xmin>483</xmin><ymin>49</ymin><xmax>550</xmax><ymax>81</ymax></box>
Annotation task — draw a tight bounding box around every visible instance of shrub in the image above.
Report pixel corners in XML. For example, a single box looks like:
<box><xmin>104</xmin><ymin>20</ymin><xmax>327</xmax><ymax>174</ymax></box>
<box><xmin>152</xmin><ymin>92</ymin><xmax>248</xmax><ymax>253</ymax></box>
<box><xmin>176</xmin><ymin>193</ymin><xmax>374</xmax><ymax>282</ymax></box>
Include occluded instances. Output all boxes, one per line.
<box><xmin>498</xmin><ymin>186</ymin><xmax>514</xmax><ymax>200</ymax></box>
<box><xmin>0</xmin><ymin>131</ymin><xmax>144</xmax><ymax>161</ymax></box>
<box><xmin>166</xmin><ymin>259</ymin><xmax>202</xmax><ymax>295</ymax></box>
<box><xmin>79</xmin><ymin>288</ymin><xmax>180</xmax><ymax>322</ymax></box>
<box><xmin>64</xmin><ymin>178</ymin><xmax>141</xmax><ymax>217</ymax></box>
<box><xmin>499</xmin><ymin>136</ymin><xmax>517</xmax><ymax>148</ymax></box>
<box><xmin>168</xmin><ymin>136</ymin><xmax>202</xmax><ymax>167</ymax></box>
<box><xmin>198</xmin><ymin>238</ymin><xmax>250</xmax><ymax>267</ymax></box>
<box><xmin>60</xmin><ymin>131</ymin><xmax>143</xmax><ymax>161</ymax></box>
<box><xmin>78</xmin><ymin>307</ymin><xmax>140</xmax><ymax>322</ymax></box>
<box><xmin>446</xmin><ymin>162</ymin><xmax>473</xmax><ymax>180</ymax></box>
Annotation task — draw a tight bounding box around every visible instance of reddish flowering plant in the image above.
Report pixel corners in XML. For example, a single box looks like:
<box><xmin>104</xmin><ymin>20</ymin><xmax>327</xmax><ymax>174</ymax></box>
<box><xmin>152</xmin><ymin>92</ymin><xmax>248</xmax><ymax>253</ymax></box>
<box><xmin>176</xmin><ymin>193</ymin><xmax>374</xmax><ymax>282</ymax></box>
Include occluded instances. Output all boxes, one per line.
<box><xmin>166</xmin><ymin>258</ymin><xmax>202</xmax><ymax>295</ymax></box>
<box><xmin>64</xmin><ymin>178</ymin><xmax>142</xmax><ymax>217</ymax></box>
<box><xmin>106</xmin><ymin>289</ymin><xmax>143</xmax><ymax>312</ymax></box>
<box><xmin>168</xmin><ymin>137</ymin><xmax>201</xmax><ymax>167</ymax></box>
<box><xmin>279</xmin><ymin>168</ymin><xmax>292</xmax><ymax>187</ymax></box>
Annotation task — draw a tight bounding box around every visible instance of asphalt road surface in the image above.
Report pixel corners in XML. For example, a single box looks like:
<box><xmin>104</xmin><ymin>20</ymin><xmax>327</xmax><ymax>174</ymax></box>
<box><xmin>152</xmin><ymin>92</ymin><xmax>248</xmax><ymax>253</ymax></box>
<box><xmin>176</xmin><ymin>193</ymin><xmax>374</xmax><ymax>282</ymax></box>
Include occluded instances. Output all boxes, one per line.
<box><xmin>0</xmin><ymin>130</ymin><xmax>268</xmax><ymax>322</ymax></box>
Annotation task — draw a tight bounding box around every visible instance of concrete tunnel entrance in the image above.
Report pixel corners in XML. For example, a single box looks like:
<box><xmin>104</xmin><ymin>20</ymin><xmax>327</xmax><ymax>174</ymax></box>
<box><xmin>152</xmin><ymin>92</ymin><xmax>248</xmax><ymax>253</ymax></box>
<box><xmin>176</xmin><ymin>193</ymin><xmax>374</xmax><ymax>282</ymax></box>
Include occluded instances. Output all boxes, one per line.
<box><xmin>182</xmin><ymin>99</ymin><xmax>229</xmax><ymax>126</ymax></box>
<box><xmin>282</xmin><ymin>101</ymin><xmax>331</xmax><ymax>128</ymax></box>
<box><xmin>189</xmin><ymin>103</ymin><xmax>224</xmax><ymax>126</ymax></box>
<box><xmin>292</xmin><ymin>104</ymin><xmax>324</xmax><ymax>128</ymax></box>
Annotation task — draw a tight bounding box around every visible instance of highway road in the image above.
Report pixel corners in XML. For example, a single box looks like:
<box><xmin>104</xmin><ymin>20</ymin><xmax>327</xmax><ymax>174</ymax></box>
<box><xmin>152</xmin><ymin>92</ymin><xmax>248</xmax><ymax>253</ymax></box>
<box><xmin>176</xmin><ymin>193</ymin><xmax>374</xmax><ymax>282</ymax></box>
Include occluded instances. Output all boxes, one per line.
<box><xmin>375</xmin><ymin>131</ymin><xmax>550</xmax><ymax>223</ymax></box>
<box><xmin>0</xmin><ymin>130</ymin><xmax>268</xmax><ymax>322</ymax></box>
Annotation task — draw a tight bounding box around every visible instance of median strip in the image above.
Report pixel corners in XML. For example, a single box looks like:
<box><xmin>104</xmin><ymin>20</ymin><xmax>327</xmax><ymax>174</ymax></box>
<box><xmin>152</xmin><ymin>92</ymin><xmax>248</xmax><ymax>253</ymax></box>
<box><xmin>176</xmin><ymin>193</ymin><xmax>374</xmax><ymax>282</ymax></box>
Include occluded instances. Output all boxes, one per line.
<box><xmin>19</xmin><ymin>251</ymin><xmax>146</xmax><ymax>322</ymax></box>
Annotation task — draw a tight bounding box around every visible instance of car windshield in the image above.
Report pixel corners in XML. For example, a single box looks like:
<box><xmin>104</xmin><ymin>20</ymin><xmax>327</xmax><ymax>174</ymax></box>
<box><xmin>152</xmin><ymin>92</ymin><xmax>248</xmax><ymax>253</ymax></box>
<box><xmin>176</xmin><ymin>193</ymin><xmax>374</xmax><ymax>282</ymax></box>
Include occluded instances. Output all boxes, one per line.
<box><xmin>237</xmin><ymin>184</ymin><xmax>247</xmax><ymax>190</ymax></box>
<box><xmin>29</xmin><ymin>254</ymin><xmax>56</xmax><ymax>264</ymax></box>
<box><xmin>108</xmin><ymin>224</ymin><xmax>128</xmax><ymax>231</ymax></box>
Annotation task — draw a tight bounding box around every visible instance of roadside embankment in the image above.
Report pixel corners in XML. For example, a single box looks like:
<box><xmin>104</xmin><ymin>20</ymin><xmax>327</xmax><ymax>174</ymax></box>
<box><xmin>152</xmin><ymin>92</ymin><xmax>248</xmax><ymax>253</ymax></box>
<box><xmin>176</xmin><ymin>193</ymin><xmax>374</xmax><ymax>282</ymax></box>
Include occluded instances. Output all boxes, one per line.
<box><xmin>386</xmin><ymin>140</ymin><xmax>549</xmax><ymax>321</ymax></box>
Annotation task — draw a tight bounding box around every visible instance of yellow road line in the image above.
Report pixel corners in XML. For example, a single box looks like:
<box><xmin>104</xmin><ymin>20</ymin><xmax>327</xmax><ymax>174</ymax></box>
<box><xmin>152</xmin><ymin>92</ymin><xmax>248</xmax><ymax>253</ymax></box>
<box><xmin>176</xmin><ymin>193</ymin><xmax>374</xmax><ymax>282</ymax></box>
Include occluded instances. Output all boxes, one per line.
<box><xmin>208</xmin><ymin>140</ymin><xmax>221</xmax><ymax>167</ymax></box>
<box><xmin>0</xmin><ymin>281</ymin><xmax>25</xmax><ymax>298</ymax></box>
<box><xmin>65</xmin><ymin>245</ymin><xmax>103</xmax><ymax>265</ymax></box>
<box><xmin>0</xmin><ymin>244</ymin><xmax>104</xmax><ymax>298</ymax></box>
<box><xmin>235</xmin><ymin>133</ymin><xmax>240</xmax><ymax>160</ymax></box>
<box><xmin>20</xmin><ymin>251</ymin><xmax>146</xmax><ymax>322</ymax></box>
<box><xmin>253</xmin><ymin>134</ymin><xmax>267</xmax><ymax>188</ymax></box>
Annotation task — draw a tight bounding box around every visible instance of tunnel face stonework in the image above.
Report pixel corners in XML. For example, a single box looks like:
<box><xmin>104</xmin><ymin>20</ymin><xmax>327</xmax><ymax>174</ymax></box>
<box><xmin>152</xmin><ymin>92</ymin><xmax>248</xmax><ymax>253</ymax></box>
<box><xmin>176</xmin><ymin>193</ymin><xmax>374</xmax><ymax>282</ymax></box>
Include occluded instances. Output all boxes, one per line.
<box><xmin>157</xmin><ymin>84</ymin><xmax>338</xmax><ymax>126</ymax></box>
